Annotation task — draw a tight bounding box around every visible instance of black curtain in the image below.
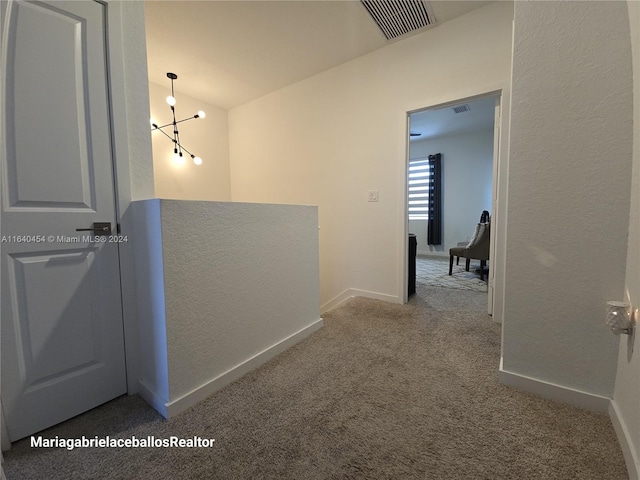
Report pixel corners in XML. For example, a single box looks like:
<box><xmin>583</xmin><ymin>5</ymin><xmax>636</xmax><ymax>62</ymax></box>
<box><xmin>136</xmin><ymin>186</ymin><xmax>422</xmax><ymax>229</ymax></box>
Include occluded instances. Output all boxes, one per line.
<box><xmin>427</xmin><ymin>153</ymin><xmax>442</xmax><ymax>245</ymax></box>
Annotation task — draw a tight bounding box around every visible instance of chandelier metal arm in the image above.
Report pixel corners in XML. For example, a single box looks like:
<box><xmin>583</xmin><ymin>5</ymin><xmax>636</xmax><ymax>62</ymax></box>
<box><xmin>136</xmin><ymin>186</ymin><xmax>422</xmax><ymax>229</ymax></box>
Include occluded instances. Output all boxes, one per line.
<box><xmin>153</xmin><ymin>115</ymin><xmax>201</xmax><ymax>131</ymax></box>
<box><xmin>154</xmin><ymin>126</ymin><xmax>174</xmax><ymax>142</ymax></box>
<box><xmin>153</xmin><ymin>122</ymin><xmax>196</xmax><ymax>159</ymax></box>
<box><xmin>175</xmin><ymin>142</ymin><xmax>195</xmax><ymax>159</ymax></box>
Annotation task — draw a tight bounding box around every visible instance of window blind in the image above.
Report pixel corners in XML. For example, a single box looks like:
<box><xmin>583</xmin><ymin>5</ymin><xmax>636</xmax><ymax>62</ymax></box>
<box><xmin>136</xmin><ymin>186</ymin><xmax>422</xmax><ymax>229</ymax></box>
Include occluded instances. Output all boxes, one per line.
<box><xmin>408</xmin><ymin>159</ymin><xmax>430</xmax><ymax>220</ymax></box>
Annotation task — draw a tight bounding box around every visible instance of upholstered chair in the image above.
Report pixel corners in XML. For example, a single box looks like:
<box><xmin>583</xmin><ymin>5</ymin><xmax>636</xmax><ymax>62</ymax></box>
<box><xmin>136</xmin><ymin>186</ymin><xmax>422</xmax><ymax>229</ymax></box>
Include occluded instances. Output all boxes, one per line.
<box><xmin>448</xmin><ymin>221</ymin><xmax>490</xmax><ymax>281</ymax></box>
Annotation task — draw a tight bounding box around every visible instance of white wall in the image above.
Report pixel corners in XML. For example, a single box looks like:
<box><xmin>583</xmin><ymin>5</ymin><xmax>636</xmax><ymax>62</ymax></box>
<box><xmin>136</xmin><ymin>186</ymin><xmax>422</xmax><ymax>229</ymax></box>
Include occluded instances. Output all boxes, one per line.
<box><xmin>133</xmin><ymin>200</ymin><xmax>322</xmax><ymax>417</ymax></box>
<box><xmin>228</xmin><ymin>2</ymin><xmax>514</xmax><ymax>309</ymax></box>
<box><xmin>118</xmin><ymin>2</ymin><xmax>154</xmax><ymax>201</ymax></box>
<box><xmin>409</xmin><ymin>128</ymin><xmax>493</xmax><ymax>256</ymax></box>
<box><xmin>149</xmin><ymin>81</ymin><xmax>231</xmax><ymax>201</ymax></box>
<box><xmin>611</xmin><ymin>2</ymin><xmax>640</xmax><ymax>476</ymax></box>
<box><xmin>108</xmin><ymin>0</ymin><xmax>156</xmax><ymax>400</ymax></box>
<box><xmin>131</xmin><ymin>200</ymin><xmax>170</xmax><ymax>410</ymax></box>
<box><xmin>501</xmin><ymin>0</ymin><xmax>633</xmax><ymax>406</ymax></box>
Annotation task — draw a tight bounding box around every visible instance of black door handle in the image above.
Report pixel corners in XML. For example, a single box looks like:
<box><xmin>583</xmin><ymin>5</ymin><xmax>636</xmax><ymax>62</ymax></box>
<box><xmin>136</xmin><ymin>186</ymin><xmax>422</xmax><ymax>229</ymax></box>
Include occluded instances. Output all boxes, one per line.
<box><xmin>76</xmin><ymin>222</ymin><xmax>111</xmax><ymax>236</ymax></box>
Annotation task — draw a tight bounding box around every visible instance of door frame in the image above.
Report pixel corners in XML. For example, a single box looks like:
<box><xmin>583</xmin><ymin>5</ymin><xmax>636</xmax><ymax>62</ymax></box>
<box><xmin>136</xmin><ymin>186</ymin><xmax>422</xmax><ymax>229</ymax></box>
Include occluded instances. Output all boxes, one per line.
<box><xmin>401</xmin><ymin>86</ymin><xmax>510</xmax><ymax>327</ymax></box>
<box><xmin>100</xmin><ymin>0</ymin><xmax>145</xmax><ymax>396</ymax></box>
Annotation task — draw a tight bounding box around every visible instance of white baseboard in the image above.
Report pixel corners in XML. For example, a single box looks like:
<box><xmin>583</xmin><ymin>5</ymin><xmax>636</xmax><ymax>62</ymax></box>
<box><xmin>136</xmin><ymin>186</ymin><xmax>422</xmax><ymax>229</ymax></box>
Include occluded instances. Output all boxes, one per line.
<box><xmin>321</xmin><ymin>288</ymin><xmax>400</xmax><ymax>313</ymax></box>
<box><xmin>163</xmin><ymin>318</ymin><xmax>324</xmax><ymax>418</ymax></box>
<box><xmin>498</xmin><ymin>358</ymin><xmax>610</xmax><ymax>412</ymax></box>
<box><xmin>609</xmin><ymin>400</ymin><xmax>640</xmax><ymax>480</ymax></box>
<box><xmin>137</xmin><ymin>379</ymin><xmax>169</xmax><ymax>418</ymax></box>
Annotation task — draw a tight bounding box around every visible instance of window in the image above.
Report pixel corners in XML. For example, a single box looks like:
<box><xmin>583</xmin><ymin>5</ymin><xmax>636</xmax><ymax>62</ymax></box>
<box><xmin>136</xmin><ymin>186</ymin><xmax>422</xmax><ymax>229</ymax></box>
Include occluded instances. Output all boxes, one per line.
<box><xmin>408</xmin><ymin>158</ymin><xmax>430</xmax><ymax>220</ymax></box>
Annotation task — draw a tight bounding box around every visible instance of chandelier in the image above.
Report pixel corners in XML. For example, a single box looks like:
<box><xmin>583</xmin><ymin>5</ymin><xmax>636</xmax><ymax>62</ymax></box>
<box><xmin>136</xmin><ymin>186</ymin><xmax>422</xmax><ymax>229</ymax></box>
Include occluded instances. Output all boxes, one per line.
<box><xmin>151</xmin><ymin>72</ymin><xmax>205</xmax><ymax>165</ymax></box>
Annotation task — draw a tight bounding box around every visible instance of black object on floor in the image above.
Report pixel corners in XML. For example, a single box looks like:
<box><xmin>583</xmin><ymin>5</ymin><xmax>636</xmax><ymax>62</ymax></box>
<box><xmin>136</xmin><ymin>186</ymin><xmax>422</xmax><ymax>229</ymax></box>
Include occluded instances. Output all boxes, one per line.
<box><xmin>408</xmin><ymin>233</ymin><xmax>417</xmax><ymax>296</ymax></box>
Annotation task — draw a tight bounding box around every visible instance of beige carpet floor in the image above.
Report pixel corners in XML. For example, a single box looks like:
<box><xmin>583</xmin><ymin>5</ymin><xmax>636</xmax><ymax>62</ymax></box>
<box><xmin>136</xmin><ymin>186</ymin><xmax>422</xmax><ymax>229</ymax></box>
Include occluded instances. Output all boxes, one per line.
<box><xmin>3</xmin><ymin>286</ymin><xmax>628</xmax><ymax>479</ymax></box>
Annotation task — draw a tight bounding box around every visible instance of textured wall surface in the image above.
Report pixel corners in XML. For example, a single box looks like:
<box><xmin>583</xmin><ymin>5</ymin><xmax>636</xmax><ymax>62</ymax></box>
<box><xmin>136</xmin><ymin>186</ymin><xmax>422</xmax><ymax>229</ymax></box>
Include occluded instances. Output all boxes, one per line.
<box><xmin>503</xmin><ymin>1</ymin><xmax>633</xmax><ymax>397</ymax></box>
<box><xmin>119</xmin><ymin>1</ymin><xmax>154</xmax><ymax>201</ymax></box>
<box><xmin>159</xmin><ymin>200</ymin><xmax>320</xmax><ymax>402</ymax></box>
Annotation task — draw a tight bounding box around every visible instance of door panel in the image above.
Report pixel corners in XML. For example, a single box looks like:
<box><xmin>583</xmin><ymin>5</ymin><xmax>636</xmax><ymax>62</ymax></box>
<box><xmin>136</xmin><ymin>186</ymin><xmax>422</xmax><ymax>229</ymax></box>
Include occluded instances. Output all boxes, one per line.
<box><xmin>6</xmin><ymin>1</ymin><xmax>95</xmax><ymax>209</ymax></box>
<box><xmin>11</xmin><ymin>251</ymin><xmax>99</xmax><ymax>381</ymax></box>
<box><xmin>1</xmin><ymin>0</ymin><xmax>127</xmax><ymax>441</ymax></box>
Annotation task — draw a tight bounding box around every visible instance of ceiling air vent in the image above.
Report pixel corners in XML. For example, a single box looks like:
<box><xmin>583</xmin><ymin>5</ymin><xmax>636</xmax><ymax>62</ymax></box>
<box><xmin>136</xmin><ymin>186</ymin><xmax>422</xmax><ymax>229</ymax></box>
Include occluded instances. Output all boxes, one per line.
<box><xmin>452</xmin><ymin>104</ymin><xmax>471</xmax><ymax>114</ymax></box>
<box><xmin>360</xmin><ymin>0</ymin><xmax>436</xmax><ymax>40</ymax></box>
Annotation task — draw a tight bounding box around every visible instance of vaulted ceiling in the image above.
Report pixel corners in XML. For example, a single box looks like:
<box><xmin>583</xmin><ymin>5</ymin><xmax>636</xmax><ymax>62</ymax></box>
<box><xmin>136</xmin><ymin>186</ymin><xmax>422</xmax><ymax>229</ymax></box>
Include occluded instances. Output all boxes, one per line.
<box><xmin>144</xmin><ymin>1</ymin><xmax>492</xmax><ymax>110</ymax></box>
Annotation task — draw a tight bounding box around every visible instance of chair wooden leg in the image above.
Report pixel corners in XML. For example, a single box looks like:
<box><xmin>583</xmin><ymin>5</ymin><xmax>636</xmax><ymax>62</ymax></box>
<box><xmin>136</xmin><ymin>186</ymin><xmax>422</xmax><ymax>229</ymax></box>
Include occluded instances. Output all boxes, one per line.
<box><xmin>449</xmin><ymin>255</ymin><xmax>454</xmax><ymax>275</ymax></box>
<box><xmin>480</xmin><ymin>260</ymin><xmax>486</xmax><ymax>281</ymax></box>
<box><xmin>465</xmin><ymin>259</ymin><xmax>470</xmax><ymax>271</ymax></box>
<box><xmin>456</xmin><ymin>256</ymin><xmax>460</xmax><ymax>265</ymax></box>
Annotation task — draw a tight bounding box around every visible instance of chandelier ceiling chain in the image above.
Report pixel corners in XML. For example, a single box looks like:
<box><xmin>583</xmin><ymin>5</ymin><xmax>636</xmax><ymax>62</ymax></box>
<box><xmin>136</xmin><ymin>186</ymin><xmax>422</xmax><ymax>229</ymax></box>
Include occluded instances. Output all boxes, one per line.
<box><xmin>151</xmin><ymin>72</ymin><xmax>205</xmax><ymax>166</ymax></box>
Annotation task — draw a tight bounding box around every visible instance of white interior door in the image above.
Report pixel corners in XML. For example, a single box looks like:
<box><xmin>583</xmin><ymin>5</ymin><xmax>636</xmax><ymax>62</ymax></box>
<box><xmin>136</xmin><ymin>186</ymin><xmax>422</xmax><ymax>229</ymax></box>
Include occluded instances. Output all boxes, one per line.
<box><xmin>1</xmin><ymin>0</ymin><xmax>127</xmax><ymax>441</ymax></box>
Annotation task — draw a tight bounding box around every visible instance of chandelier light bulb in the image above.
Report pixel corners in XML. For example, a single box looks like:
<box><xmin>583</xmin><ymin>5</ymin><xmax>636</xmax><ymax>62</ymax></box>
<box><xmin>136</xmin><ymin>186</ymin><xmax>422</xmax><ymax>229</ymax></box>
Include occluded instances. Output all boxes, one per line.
<box><xmin>166</xmin><ymin>95</ymin><xmax>176</xmax><ymax>107</ymax></box>
<box><xmin>197</xmin><ymin>110</ymin><xmax>206</xmax><ymax>119</ymax></box>
<box><xmin>173</xmin><ymin>153</ymin><xmax>186</xmax><ymax>165</ymax></box>
<box><xmin>193</xmin><ymin>156</ymin><xmax>203</xmax><ymax>166</ymax></box>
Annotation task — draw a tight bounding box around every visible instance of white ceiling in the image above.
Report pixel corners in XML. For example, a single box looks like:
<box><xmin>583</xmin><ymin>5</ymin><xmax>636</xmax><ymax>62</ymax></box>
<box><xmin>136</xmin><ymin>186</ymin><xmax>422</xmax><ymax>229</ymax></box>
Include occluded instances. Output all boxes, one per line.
<box><xmin>409</xmin><ymin>95</ymin><xmax>497</xmax><ymax>141</ymax></box>
<box><xmin>144</xmin><ymin>1</ymin><xmax>492</xmax><ymax>111</ymax></box>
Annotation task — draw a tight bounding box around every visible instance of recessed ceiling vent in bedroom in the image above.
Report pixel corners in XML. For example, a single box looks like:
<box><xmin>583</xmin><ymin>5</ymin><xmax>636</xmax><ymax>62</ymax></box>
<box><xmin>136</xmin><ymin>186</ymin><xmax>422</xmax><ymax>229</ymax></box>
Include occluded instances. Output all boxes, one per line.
<box><xmin>360</xmin><ymin>0</ymin><xmax>436</xmax><ymax>40</ymax></box>
<box><xmin>452</xmin><ymin>104</ymin><xmax>471</xmax><ymax>114</ymax></box>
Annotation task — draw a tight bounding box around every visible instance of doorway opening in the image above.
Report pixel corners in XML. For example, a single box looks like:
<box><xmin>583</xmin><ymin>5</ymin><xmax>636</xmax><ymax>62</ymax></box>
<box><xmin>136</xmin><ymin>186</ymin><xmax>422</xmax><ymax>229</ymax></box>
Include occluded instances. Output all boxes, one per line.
<box><xmin>404</xmin><ymin>91</ymin><xmax>503</xmax><ymax>315</ymax></box>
